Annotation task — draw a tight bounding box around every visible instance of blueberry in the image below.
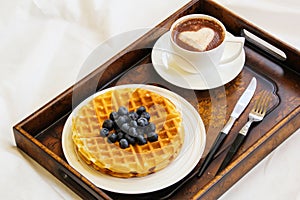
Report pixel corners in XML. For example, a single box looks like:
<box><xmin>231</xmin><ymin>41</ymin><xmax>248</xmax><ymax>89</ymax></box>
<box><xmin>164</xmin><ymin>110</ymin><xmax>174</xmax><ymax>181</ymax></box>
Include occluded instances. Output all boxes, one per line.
<box><xmin>109</xmin><ymin>111</ymin><xmax>119</xmax><ymax>121</ymax></box>
<box><xmin>119</xmin><ymin>138</ymin><xmax>129</xmax><ymax>149</ymax></box>
<box><xmin>108</xmin><ymin>132</ymin><xmax>118</xmax><ymax>143</ymax></box>
<box><xmin>136</xmin><ymin>106</ymin><xmax>146</xmax><ymax>115</ymax></box>
<box><xmin>136</xmin><ymin>134</ymin><xmax>147</xmax><ymax>145</ymax></box>
<box><xmin>102</xmin><ymin>119</ymin><xmax>114</xmax><ymax>131</ymax></box>
<box><xmin>147</xmin><ymin>132</ymin><xmax>158</xmax><ymax>142</ymax></box>
<box><xmin>118</xmin><ymin>106</ymin><xmax>128</xmax><ymax>116</ymax></box>
<box><xmin>137</xmin><ymin>127</ymin><xmax>145</xmax><ymax>135</ymax></box>
<box><xmin>140</xmin><ymin>112</ymin><xmax>151</xmax><ymax>121</ymax></box>
<box><xmin>125</xmin><ymin>134</ymin><xmax>136</xmax><ymax>145</ymax></box>
<box><xmin>100</xmin><ymin>128</ymin><xmax>109</xmax><ymax>137</ymax></box>
<box><xmin>129</xmin><ymin>120</ymin><xmax>138</xmax><ymax>128</ymax></box>
<box><xmin>128</xmin><ymin>111</ymin><xmax>139</xmax><ymax>121</ymax></box>
<box><xmin>116</xmin><ymin>116</ymin><xmax>127</xmax><ymax>127</ymax></box>
<box><xmin>123</xmin><ymin>115</ymin><xmax>131</xmax><ymax>123</ymax></box>
<box><xmin>145</xmin><ymin>122</ymin><xmax>156</xmax><ymax>133</ymax></box>
<box><xmin>128</xmin><ymin>127</ymin><xmax>138</xmax><ymax>137</ymax></box>
<box><xmin>117</xmin><ymin>131</ymin><xmax>125</xmax><ymax>141</ymax></box>
<box><xmin>113</xmin><ymin>121</ymin><xmax>121</xmax><ymax>132</ymax></box>
<box><xmin>121</xmin><ymin>123</ymin><xmax>130</xmax><ymax>133</ymax></box>
<box><xmin>137</xmin><ymin>117</ymin><xmax>148</xmax><ymax>127</ymax></box>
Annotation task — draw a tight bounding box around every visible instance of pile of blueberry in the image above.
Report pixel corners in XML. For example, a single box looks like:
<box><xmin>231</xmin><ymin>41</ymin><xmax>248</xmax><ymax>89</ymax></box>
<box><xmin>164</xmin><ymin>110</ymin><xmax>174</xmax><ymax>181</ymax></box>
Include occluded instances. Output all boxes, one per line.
<box><xmin>100</xmin><ymin>106</ymin><xmax>158</xmax><ymax>149</ymax></box>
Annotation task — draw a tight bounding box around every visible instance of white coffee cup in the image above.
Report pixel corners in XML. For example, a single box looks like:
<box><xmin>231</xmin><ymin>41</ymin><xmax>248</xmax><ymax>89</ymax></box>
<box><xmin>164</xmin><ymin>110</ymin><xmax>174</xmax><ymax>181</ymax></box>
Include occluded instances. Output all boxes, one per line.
<box><xmin>169</xmin><ymin>14</ymin><xmax>245</xmax><ymax>74</ymax></box>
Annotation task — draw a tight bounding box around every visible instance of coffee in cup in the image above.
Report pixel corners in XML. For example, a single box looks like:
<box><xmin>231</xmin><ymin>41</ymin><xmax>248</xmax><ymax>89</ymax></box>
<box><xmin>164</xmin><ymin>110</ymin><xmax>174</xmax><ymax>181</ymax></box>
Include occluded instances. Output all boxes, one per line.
<box><xmin>169</xmin><ymin>14</ymin><xmax>245</xmax><ymax>74</ymax></box>
<box><xmin>172</xmin><ymin>18</ymin><xmax>225</xmax><ymax>52</ymax></box>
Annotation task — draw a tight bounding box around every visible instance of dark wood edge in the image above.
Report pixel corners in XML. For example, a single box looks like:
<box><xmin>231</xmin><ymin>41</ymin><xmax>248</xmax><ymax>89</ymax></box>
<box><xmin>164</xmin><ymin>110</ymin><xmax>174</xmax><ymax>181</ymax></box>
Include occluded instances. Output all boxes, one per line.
<box><xmin>193</xmin><ymin>105</ymin><xmax>300</xmax><ymax>200</ymax></box>
<box><xmin>13</xmin><ymin>0</ymin><xmax>299</xmax><ymax>134</ymax></box>
<box><xmin>12</xmin><ymin>0</ymin><xmax>300</xmax><ymax>199</ymax></box>
<box><xmin>203</xmin><ymin>1</ymin><xmax>300</xmax><ymax>73</ymax></box>
<box><xmin>12</xmin><ymin>1</ymin><xmax>200</xmax><ymax>198</ymax></box>
<box><xmin>13</xmin><ymin>125</ymin><xmax>112</xmax><ymax>200</ymax></box>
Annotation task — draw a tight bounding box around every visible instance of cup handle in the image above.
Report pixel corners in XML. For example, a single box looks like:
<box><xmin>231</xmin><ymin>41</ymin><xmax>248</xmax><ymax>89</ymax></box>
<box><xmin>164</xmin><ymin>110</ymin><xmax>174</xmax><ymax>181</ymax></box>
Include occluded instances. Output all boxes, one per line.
<box><xmin>219</xmin><ymin>37</ymin><xmax>245</xmax><ymax>65</ymax></box>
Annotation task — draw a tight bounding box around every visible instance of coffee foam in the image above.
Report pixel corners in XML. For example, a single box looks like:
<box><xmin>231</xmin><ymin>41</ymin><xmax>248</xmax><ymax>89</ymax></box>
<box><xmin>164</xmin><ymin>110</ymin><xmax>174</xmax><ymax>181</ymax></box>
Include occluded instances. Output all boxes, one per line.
<box><xmin>172</xmin><ymin>18</ymin><xmax>224</xmax><ymax>52</ymax></box>
<box><xmin>178</xmin><ymin>28</ymin><xmax>215</xmax><ymax>52</ymax></box>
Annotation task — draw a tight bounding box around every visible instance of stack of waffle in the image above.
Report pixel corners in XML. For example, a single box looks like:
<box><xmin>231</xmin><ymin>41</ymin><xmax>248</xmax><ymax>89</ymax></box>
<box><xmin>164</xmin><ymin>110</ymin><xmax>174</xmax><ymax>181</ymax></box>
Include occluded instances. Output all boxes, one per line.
<box><xmin>72</xmin><ymin>87</ymin><xmax>184</xmax><ymax>178</ymax></box>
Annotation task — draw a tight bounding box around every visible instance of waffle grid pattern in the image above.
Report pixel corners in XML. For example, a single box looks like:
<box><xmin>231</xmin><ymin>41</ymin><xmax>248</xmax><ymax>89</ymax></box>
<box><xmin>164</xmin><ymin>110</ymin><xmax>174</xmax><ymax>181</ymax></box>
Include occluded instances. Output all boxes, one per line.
<box><xmin>72</xmin><ymin>88</ymin><xmax>184</xmax><ymax>178</ymax></box>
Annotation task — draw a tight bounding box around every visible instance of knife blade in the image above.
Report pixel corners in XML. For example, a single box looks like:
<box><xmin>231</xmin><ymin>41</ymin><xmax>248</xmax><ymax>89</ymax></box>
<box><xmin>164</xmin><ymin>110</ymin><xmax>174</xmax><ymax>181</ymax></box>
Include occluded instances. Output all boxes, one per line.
<box><xmin>197</xmin><ymin>77</ymin><xmax>257</xmax><ymax>177</ymax></box>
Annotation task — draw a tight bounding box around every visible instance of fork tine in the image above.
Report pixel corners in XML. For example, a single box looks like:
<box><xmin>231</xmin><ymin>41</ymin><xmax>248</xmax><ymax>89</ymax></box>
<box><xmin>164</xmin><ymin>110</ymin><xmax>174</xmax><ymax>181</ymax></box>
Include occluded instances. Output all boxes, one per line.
<box><xmin>258</xmin><ymin>91</ymin><xmax>267</xmax><ymax>113</ymax></box>
<box><xmin>217</xmin><ymin>90</ymin><xmax>271</xmax><ymax>173</ymax></box>
<box><xmin>252</xmin><ymin>91</ymin><xmax>264</xmax><ymax>113</ymax></box>
<box><xmin>261</xmin><ymin>92</ymin><xmax>271</xmax><ymax>115</ymax></box>
<box><xmin>253</xmin><ymin>93</ymin><xmax>261</xmax><ymax>111</ymax></box>
<box><xmin>254</xmin><ymin>91</ymin><xmax>271</xmax><ymax>115</ymax></box>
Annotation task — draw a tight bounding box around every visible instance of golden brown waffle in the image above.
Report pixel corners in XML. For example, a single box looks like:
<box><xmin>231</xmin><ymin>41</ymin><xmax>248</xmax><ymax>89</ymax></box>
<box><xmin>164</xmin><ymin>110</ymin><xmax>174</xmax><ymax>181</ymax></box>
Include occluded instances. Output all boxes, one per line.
<box><xmin>72</xmin><ymin>87</ymin><xmax>184</xmax><ymax>178</ymax></box>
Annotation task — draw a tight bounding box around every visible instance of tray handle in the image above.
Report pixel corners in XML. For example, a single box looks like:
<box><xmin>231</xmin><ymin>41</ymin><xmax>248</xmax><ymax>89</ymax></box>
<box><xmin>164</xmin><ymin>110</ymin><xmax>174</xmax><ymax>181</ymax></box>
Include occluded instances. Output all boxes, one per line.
<box><xmin>201</xmin><ymin>1</ymin><xmax>300</xmax><ymax>73</ymax></box>
<box><xmin>58</xmin><ymin>168</ymin><xmax>109</xmax><ymax>200</ymax></box>
<box><xmin>241</xmin><ymin>29</ymin><xmax>287</xmax><ymax>61</ymax></box>
<box><xmin>240</xmin><ymin>25</ymin><xmax>299</xmax><ymax>73</ymax></box>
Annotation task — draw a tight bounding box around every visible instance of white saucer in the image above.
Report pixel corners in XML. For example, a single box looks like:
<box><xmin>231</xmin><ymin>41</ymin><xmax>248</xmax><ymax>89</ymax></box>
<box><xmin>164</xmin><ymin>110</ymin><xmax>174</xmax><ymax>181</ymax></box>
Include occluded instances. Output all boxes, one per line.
<box><xmin>62</xmin><ymin>84</ymin><xmax>206</xmax><ymax>194</ymax></box>
<box><xmin>151</xmin><ymin>31</ymin><xmax>246</xmax><ymax>90</ymax></box>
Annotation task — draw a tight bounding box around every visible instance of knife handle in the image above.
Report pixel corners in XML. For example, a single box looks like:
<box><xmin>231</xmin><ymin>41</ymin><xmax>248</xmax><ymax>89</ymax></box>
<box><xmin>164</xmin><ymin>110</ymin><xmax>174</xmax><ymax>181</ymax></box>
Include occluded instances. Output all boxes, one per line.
<box><xmin>217</xmin><ymin>133</ymin><xmax>246</xmax><ymax>173</ymax></box>
<box><xmin>197</xmin><ymin>131</ymin><xmax>227</xmax><ymax>177</ymax></box>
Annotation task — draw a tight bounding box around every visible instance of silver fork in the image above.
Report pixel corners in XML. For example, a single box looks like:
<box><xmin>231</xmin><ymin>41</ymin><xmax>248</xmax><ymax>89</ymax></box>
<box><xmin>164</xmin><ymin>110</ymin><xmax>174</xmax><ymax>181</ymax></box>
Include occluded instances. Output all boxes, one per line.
<box><xmin>239</xmin><ymin>90</ymin><xmax>271</xmax><ymax>136</ymax></box>
<box><xmin>217</xmin><ymin>90</ymin><xmax>271</xmax><ymax>173</ymax></box>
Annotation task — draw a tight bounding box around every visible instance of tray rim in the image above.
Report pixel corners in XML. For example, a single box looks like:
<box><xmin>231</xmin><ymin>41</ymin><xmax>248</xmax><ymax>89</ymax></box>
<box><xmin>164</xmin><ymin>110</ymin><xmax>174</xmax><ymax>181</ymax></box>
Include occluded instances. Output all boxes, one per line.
<box><xmin>13</xmin><ymin>0</ymin><xmax>300</xmax><ymax>199</ymax></box>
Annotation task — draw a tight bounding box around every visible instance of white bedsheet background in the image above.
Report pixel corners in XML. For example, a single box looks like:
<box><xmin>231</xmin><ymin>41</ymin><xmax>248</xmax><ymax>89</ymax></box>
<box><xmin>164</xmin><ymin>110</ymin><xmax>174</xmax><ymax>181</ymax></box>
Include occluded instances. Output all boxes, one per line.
<box><xmin>0</xmin><ymin>0</ymin><xmax>299</xmax><ymax>199</ymax></box>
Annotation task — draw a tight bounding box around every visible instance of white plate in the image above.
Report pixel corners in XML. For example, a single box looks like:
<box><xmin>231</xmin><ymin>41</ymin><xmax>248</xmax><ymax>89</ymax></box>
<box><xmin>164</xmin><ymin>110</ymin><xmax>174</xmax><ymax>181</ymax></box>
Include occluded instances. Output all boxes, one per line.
<box><xmin>62</xmin><ymin>84</ymin><xmax>206</xmax><ymax>194</ymax></box>
<box><xmin>151</xmin><ymin>31</ymin><xmax>245</xmax><ymax>90</ymax></box>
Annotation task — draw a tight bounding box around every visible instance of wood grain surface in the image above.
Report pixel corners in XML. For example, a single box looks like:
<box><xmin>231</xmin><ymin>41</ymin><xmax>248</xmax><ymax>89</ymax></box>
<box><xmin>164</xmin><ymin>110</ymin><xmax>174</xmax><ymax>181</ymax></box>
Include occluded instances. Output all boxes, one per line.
<box><xmin>14</xmin><ymin>1</ymin><xmax>299</xmax><ymax>199</ymax></box>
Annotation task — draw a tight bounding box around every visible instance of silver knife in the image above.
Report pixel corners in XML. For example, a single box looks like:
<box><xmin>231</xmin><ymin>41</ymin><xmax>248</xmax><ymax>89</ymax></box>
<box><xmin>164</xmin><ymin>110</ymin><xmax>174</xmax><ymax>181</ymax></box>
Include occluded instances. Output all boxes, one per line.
<box><xmin>198</xmin><ymin>77</ymin><xmax>257</xmax><ymax>177</ymax></box>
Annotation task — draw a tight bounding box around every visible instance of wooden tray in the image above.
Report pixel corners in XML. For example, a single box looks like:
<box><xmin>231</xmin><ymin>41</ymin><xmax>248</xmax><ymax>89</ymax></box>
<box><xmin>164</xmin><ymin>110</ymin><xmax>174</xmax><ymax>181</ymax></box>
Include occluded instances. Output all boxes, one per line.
<box><xmin>13</xmin><ymin>0</ymin><xmax>300</xmax><ymax>199</ymax></box>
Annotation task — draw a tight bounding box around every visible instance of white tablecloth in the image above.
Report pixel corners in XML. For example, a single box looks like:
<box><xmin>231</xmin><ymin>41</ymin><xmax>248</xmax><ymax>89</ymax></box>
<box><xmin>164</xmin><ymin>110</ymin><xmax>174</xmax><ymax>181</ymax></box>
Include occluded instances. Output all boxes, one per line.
<box><xmin>1</xmin><ymin>0</ymin><xmax>299</xmax><ymax>199</ymax></box>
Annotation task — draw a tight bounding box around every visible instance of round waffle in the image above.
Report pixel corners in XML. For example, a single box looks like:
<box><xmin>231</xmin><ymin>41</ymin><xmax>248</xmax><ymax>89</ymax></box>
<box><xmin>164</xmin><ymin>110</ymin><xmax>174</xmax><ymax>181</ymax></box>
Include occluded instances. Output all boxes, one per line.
<box><xmin>72</xmin><ymin>87</ymin><xmax>184</xmax><ymax>178</ymax></box>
